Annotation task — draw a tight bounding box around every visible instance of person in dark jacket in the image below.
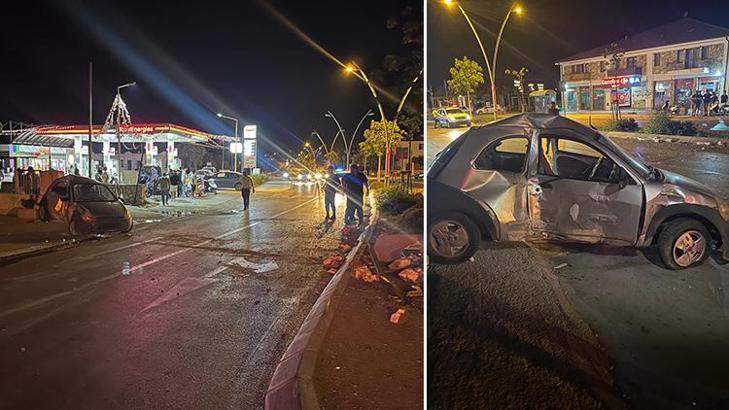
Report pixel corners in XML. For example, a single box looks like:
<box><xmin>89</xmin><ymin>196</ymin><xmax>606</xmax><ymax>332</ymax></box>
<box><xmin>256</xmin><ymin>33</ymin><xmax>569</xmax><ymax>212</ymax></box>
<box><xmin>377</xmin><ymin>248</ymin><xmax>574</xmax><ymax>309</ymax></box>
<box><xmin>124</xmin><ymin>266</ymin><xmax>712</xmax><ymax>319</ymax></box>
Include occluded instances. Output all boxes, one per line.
<box><xmin>323</xmin><ymin>165</ymin><xmax>340</xmax><ymax>220</ymax></box>
<box><xmin>158</xmin><ymin>173</ymin><xmax>171</xmax><ymax>205</ymax></box>
<box><xmin>341</xmin><ymin>164</ymin><xmax>369</xmax><ymax>226</ymax></box>
<box><xmin>547</xmin><ymin>102</ymin><xmax>560</xmax><ymax>115</ymax></box>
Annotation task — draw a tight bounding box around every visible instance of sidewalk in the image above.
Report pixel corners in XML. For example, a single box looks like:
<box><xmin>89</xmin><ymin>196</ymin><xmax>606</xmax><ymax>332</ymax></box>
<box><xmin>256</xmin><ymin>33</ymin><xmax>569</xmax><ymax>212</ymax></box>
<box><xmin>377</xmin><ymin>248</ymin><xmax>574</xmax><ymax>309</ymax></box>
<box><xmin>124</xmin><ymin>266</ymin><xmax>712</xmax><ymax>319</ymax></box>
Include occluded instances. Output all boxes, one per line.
<box><xmin>0</xmin><ymin>216</ymin><xmax>75</xmax><ymax>261</ymax></box>
<box><xmin>312</xmin><ymin>207</ymin><xmax>424</xmax><ymax>409</ymax></box>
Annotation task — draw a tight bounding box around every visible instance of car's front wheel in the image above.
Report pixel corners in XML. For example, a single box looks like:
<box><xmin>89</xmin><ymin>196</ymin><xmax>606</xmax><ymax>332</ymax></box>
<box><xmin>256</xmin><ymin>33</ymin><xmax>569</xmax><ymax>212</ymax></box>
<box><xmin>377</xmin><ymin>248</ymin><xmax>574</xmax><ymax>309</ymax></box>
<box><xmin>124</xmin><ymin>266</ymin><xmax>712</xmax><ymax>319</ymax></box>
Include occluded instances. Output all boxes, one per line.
<box><xmin>428</xmin><ymin>212</ymin><xmax>480</xmax><ymax>264</ymax></box>
<box><xmin>658</xmin><ymin>218</ymin><xmax>711</xmax><ymax>269</ymax></box>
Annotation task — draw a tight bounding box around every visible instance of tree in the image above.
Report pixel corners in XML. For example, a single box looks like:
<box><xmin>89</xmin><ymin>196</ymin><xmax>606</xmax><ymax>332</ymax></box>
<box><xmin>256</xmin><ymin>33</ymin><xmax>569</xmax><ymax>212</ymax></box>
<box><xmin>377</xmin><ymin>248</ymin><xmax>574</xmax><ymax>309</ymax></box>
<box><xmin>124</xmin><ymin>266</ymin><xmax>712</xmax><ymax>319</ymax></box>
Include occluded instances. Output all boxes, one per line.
<box><xmin>361</xmin><ymin>119</ymin><xmax>404</xmax><ymax>181</ymax></box>
<box><xmin>324</xmin><ymin>150</ymin><xmax>339</xmax><ymax>166</ymax></box>
<box><xmin>447</xmin><ymin>57</ymin><xmax>484</xmax><ymax>114</ymax></box>
<box><xmin>603</xmin><ymin>42</ymin><xmax>625</xmax><ymax>120</ymax></box>
<box><xmin>177</xmin><ymin>144</ymin><xmax>207</xmax><ymax>169</ymax></box>
<box><xmin>505</xmin><ymin>67</ymin><xmax>529</xmax><ymax>112</ymax></box>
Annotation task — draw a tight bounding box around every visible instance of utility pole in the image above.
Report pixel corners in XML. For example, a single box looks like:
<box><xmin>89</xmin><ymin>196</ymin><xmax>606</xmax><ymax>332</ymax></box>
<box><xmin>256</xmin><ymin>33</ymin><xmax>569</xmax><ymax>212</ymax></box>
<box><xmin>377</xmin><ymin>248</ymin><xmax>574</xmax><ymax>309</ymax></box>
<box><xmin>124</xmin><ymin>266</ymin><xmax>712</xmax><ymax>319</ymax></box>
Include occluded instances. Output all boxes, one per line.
<box><xmin>88</xmin><ymin>61</ymin><xmax>93</xmax><ymax>178</ymax></box>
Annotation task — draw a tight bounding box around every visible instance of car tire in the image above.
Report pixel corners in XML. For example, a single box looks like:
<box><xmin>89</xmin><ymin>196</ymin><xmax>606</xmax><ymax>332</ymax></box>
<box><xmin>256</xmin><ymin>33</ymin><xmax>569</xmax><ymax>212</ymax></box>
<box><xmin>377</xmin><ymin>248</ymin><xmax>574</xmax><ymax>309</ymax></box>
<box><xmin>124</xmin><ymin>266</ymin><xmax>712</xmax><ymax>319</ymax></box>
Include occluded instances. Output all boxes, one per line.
<box><xmin>428</xmin><ymin>212</ymin><xmax>480</xmax><ymax>264</ymax></box>
<box><xmin>657</xmin><ymin>218</ymin><xmax>711</xmax><ymax>269</ymax></box>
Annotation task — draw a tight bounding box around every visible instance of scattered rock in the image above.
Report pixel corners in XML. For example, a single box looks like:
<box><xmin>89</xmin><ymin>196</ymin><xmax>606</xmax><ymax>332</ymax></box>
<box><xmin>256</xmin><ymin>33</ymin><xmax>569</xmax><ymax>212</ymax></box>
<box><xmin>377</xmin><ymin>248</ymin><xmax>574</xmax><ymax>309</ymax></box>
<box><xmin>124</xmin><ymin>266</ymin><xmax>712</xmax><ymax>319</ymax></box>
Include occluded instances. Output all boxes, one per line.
<box><xmin>389</xmin><ymin>308</ymin><xmax>406</xmax><ymax>324</ymax></box>
<box><xmin>388</xmin><ymin>258</ymin><xmax>411</xmax><ymax>270</ymax></box>
<box><xmin>352</xmin><ymin>265</ymin><xmax>379</xmax><ymax>283</ymax></box>
<box><xmin>398</xmin><ymin>268</ymin><xmax>420</xmax><ymax>283</ymax></box>
<box><xmin>406</xmin><ymin>286</ymin><xmax>423</xmax><ymax>298</ymax></box>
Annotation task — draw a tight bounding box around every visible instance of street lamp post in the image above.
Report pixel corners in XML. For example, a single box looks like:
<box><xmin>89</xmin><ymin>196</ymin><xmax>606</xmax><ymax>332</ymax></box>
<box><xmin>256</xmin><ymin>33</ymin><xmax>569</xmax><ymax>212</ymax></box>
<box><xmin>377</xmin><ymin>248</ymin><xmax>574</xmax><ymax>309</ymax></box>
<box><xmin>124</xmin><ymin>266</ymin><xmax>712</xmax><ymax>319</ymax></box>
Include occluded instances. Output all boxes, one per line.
<box><xmin>217</xmin><ymin>113</ymin><xmax>239</xmax><ymax>172</ymax></box>
<box><xmin>445</xmin><ymin>1</ymin><xmax>522</xmax><ymax>120</ymax></box>
<box><xmin>115</xmin><ymin>82</ymin><xmax>135</xmax><ymax>183</ymax></box>
<box><xmin>347</xmin><ymin>110</ymin><xmax>374</xmax><ymax>169</ymax></box>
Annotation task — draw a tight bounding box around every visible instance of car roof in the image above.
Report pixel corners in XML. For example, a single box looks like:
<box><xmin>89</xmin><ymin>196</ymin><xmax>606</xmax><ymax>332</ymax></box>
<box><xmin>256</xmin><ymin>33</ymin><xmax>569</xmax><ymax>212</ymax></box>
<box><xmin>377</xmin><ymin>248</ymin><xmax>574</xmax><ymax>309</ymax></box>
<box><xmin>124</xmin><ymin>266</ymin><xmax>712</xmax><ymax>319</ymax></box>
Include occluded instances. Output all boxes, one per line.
<box><xmin>54</xmin><ymin>175</ymin><xmax>101</xmax><ymax>184</ymax></box>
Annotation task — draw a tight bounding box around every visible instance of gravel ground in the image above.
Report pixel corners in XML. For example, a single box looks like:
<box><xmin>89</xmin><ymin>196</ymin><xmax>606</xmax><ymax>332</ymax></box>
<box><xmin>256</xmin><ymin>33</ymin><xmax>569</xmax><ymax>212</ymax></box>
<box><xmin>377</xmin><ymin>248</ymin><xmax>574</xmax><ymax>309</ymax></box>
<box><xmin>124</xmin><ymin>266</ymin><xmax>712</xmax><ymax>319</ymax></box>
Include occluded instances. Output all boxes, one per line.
<box><xmin>428</xmin><ymin>242</ymin><xmax>623</xmax><ymax>409</ymax></box>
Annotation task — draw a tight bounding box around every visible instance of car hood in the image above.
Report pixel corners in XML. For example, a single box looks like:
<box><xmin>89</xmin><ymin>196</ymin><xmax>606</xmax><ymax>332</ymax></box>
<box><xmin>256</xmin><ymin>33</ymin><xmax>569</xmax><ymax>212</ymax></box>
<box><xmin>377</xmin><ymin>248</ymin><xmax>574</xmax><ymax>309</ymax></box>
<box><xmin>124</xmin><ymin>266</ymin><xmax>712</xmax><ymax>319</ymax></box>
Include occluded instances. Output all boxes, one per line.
<box><xmin>660</xmin><ymin>169</ymin><xmax>718</xmax><ymax>199</ymax></box>
<box><xmin>78</xmin><ymin>201</ymin><xmax>128</xmax><ymax>218</ymax></box>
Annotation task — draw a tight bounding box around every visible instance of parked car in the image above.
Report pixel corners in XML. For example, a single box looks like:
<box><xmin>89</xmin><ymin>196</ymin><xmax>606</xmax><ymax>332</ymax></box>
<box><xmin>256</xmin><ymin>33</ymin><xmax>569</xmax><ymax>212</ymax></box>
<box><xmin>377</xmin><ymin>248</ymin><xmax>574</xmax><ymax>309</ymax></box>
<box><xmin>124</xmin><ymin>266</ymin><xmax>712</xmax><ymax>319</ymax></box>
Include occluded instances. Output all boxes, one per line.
<box><xmin>428</xmin><ymin>113</ymin><xmax>729</xmax><ymax>269</ymax></box>
<box><xmin>38</xmin><ymin>175</ymin><xmax>133</xmax><ymax>235</ymax></box>
<box><xmin>433</xmin><ymin>107</ymin><xmax>471</xmax><ymax>128</ymax></box>
<box><xmin>212</xmin><ymin>170</ymin><xmax>243</xmax><ymax>189</ymax></box>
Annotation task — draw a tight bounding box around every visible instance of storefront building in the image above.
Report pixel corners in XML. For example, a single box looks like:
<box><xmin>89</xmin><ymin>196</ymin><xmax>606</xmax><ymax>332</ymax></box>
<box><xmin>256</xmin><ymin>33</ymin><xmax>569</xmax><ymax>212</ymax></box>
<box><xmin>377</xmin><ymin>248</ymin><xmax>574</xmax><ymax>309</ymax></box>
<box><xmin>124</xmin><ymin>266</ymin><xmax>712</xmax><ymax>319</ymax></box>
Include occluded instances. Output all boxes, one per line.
<box><xmin>1</xmin><ymin>123</ymin><xmax>232</xmax><ymax>180</ymax></box>
<box><xmin>557</xmin><ymin>18</ymin><xmax>729</xmax><ymax>113</ymax></box>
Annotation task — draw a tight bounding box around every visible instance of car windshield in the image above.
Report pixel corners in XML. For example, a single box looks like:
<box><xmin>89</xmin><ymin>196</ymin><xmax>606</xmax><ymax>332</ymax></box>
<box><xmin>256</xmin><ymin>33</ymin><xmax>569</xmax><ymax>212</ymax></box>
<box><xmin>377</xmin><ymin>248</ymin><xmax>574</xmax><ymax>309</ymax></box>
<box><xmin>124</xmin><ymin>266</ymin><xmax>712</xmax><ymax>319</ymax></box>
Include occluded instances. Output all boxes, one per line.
<box><xmin>72</xmin><ymin>183</ymin><xmax>117</xmax><ymax>202</ymax></box>
<box><xmin>597</xmin><ymin>134</ymin><xmax>652</xmax><ymax>179</ymax></box>
<box><xmin>445</xmin><ymin>108</ymin><xmax>462</xmax><ymax>114</ymax></box>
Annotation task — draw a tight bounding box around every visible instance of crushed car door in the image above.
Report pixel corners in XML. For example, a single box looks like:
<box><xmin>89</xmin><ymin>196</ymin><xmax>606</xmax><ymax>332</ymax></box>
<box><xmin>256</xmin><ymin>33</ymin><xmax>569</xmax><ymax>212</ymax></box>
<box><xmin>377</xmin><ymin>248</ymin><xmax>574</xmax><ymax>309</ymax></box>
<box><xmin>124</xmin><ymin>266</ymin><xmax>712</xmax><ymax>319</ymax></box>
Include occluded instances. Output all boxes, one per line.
<box><xmin>464</xmin><ymin>135</ymin><xmax>532</xmax><ymax>240</ymax></box>
<box><xmin>527</xmin><ymin>134</ymin><xmax>643</xmax><ymax>245</ymax></box>
<box><xmin>46</xmin><ymin>180</ymin><xmax>69</xmax><ymax>220</ymax></box>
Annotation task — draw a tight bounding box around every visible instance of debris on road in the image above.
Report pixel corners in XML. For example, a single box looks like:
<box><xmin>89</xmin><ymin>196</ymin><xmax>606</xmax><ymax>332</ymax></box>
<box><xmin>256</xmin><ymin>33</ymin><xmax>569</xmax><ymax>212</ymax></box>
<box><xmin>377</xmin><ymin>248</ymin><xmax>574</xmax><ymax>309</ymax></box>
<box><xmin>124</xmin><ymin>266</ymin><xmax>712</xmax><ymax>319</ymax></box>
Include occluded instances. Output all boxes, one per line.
<box><xmin>554</xmin><ymin>262</ymin><xmax>569</xmax><ymax>270</ymax></box>
<box><xmin>388</xmin><ymin>257</ymin><xmax>411</xmax><ymax>270</ymax></box>
<box><xmin>389</xmin><ymin>308</ymin><xmax>406</xmax><ymax>324</ymax></box>
<box><xmin>352</xmin><ymin>265</ymin><xmax>379</xmax><ymax>283</ymax></box>
<box><xmin>323</xmin><ymin>255</ymin><xmax>344</xmax><ymax>269</ymax></box>
<box><xmin>406</xmin><ymin>286</ymin><xmax>423</xmax><ymax>298</ymax></box>
<box><xmin>398</xmin><ymin>268</ymin><xmax>420</xmax><ymax>283</ymax></box>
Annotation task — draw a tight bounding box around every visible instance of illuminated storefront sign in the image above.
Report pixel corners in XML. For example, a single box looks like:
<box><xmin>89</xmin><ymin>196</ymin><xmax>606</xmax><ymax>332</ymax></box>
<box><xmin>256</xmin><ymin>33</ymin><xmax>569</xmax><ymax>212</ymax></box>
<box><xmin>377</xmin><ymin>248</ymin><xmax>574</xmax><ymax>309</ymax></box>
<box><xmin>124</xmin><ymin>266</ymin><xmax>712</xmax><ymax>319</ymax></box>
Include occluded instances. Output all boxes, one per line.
<box><xmin>8</xmin><ymin>144</ymin><xmax>67</xmax><ymax>158</ymax></box>
<box><xmin>602</xmin><ymin>76</ymin><xmax>641</xmax><ymax>87</ymax></box>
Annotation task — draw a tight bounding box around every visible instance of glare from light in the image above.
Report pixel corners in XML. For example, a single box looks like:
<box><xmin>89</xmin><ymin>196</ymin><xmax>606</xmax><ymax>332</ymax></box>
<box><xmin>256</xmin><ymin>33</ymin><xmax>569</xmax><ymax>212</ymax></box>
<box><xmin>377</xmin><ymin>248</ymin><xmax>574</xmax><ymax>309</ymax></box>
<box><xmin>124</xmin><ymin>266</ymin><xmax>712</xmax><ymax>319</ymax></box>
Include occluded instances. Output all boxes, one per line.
<box><xmin>513</xmin><ymin>4</ymin><xmax>524</xmax><ymax>14</ymax></box>
<box><xmin>297</xmin><ymin>174</ymin><xmax>303</xmax><ymax>180</ymax></box>
<box><xmin>283</xmin><ymin>172</ymin><xmax>289</xmax><ymax>178</ymax></box>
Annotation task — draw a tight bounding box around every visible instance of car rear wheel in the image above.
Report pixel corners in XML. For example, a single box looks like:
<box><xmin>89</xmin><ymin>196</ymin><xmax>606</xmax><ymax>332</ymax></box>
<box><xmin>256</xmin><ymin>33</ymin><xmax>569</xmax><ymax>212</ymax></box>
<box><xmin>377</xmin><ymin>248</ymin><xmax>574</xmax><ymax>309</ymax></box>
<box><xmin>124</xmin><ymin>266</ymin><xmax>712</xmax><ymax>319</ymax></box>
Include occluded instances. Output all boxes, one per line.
<box><xmin>658</xmin><ymin>218</ymin><xmax>711</xmax><ymax>269</ymax></box>
<box><xmin>428</xmin><ymin>212</ymin><xmax>480</xmax><ymax>264</ymax></box>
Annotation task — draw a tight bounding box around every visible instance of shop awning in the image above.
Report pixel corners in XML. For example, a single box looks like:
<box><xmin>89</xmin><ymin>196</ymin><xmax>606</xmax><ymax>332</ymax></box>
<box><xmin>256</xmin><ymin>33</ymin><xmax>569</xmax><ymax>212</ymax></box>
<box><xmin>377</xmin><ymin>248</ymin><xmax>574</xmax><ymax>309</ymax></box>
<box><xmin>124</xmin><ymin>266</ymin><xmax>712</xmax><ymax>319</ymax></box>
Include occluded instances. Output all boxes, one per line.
<box><xmin>10</xmin><ymin>130</ymin><xmax>75</xmax><ymax>148</ymax></box>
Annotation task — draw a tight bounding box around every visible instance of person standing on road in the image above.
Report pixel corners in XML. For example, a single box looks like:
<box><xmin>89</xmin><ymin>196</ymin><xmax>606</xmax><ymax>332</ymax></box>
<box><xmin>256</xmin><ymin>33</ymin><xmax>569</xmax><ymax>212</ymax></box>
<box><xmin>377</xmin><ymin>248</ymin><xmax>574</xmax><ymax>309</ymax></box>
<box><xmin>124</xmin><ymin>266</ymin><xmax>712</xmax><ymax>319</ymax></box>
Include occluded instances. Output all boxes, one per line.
<box><xmin>721</xmin><ymin>90</ymin><xmax>728</xmax><ymax>105</ymax></box>
<box><xmin>158</xmin><ymin>172</ymin><xmax>171</xmax><ymax>206</ymax></box>
<box><xmin>169</xmin><ymin>170</ymin><xmax>179</xmax><ymax>200</ymax></box>
<box><xmin>238</xmin><ymin>170</ymin><xmax>255</xmax><ymax>210</ymax></box>
<box><xmin>702</xmin><ymin>90</ymin><xmax>712</xmax><ymax>116</ymax></box>
<box><xmin>342</xmin><ymin>164</ymin><xmax>368</xmax><ymax>226</ymax></box>
<box><xmin>547</xmin><ymin>102</ymin><xmax>560</xmax><ymax>115</ymax></box>
<box><xmin>324</xmin><ymin>165</ymin><xmax>340</xmax><ymax>221</ymax></box>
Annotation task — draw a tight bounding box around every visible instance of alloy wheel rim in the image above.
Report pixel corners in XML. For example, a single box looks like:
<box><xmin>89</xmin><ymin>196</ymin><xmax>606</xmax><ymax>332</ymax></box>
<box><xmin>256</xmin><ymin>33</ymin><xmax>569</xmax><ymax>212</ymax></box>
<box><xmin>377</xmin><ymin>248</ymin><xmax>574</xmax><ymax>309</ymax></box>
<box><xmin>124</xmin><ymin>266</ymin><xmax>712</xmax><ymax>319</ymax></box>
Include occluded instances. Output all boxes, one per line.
<box><xmin>672</xmin><ymin>230</ymin><xmax>706</xmax><ymax>267</ymax></box>
<box><xmin>430</xmin><ymin>220</ymin><xmax>470</xmax><ymax>258</ymax></box>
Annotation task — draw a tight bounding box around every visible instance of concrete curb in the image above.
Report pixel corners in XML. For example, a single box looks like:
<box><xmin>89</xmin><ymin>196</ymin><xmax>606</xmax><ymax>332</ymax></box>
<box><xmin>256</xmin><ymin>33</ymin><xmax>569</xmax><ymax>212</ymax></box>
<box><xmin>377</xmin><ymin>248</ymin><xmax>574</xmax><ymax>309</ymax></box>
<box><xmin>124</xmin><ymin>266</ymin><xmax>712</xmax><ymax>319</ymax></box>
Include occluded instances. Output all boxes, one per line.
<box><xmin>264</xmin><ymin>206</ymin><xmax>380</xmax><ymax>410</ymax></box>
<box><xmin>0</xmin><ymin>241</ymin><xmax>72</xmax><ymax>264</ymax></box>
<box><xmin>604</xmin><ymin>131</ymin><xmax>728</xmax><ymax>146</ymax></box>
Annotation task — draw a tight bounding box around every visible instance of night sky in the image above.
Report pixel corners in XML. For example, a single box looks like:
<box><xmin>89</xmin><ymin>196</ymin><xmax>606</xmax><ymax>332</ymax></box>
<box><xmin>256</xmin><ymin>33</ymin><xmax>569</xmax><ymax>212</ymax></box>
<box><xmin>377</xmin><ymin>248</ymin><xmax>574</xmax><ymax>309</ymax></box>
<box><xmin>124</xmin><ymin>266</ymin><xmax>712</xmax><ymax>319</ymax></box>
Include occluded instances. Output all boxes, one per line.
<box><xmin>427</xmin><ymin>0</ymin><xmax>729</xmax><ymax>96</ymax></box>
<box><xmin>0</xmin><ymin>0</ymin><xmax>420</xmax><ymax>156</ymax></box>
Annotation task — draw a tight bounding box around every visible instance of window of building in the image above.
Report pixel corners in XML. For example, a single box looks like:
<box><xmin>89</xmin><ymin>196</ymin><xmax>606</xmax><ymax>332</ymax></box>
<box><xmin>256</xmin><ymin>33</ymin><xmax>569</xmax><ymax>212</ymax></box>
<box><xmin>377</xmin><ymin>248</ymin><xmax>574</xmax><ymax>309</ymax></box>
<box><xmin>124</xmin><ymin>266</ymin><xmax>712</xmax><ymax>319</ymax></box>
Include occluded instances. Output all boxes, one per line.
<box><xmin>599</xmin><ymin>61</ymin><xmax>606</xmax><ymax>72</ymax></box>
<box><xmin>676</xmin><ymin>49</ymin><xmax>684</xmax><ymax>63</ymax></box>
<box><xmin>127</xmin><ymin>160</ymin><xmax>132</xmax><ymax>170</ymax></box>
<box><xmin>571</xmin><ymin>64</ymin><xmax>585</xmax><ymax>74</ymax></box>
<box><xmin>473</xmin><ymin>137</ymin><xmax>529</xmax><ymax>174</ymax></box>
<box><xmin>701</xmin><ymin>46</ymin><xmax>709</xmax><ymax>60</ymax></box>
<box><xmin>684</xmin><ymin>48</ymin><xmax>700</xmax><ymax>68</ymax></box>
<box><xmin>653</xmin><ymin>53</ymin><xmax>661</xmax><ymax>66</ymax></box>
<box><xmin>626</xmin><ymin>57</ymin><xmax>637</xmax><ymax>68</ymax></box>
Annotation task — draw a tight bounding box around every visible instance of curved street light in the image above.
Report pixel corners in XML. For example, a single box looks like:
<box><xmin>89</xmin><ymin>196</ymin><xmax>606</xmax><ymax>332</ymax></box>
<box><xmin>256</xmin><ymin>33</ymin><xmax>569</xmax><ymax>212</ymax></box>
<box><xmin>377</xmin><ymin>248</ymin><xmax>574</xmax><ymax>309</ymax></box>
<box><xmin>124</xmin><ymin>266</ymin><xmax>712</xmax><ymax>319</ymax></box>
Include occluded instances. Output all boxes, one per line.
<box><xmin>444</xmin><ymin>1</ymin><xmax>523</xmax><ymax>120</ymax></box>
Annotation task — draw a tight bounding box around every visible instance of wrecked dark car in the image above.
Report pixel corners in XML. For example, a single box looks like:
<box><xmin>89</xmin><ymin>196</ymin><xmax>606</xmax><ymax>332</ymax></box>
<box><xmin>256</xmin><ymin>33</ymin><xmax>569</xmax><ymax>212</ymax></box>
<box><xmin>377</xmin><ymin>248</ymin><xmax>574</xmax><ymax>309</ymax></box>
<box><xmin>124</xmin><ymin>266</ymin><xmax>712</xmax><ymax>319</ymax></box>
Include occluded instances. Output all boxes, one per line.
<box><xmin>428</xmin><ymin>113</ymin><xmax>729</xmax><ymax>270</ymax></box>
<box><xmin>38</xmin><ymin>175</ymin><xmax>133</xmax><ymax>235</ymax></box>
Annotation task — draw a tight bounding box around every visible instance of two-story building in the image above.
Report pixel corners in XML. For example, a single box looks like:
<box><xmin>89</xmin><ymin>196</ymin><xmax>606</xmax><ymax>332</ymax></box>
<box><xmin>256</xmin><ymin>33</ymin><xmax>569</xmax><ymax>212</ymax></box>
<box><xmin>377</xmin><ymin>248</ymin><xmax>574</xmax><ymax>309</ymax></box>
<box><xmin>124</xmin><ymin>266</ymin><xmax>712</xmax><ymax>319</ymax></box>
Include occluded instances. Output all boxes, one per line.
<box><xmin>557</xmin><ymin>18</ymin><xmax>729</xmax><ymax>113</ymax></box>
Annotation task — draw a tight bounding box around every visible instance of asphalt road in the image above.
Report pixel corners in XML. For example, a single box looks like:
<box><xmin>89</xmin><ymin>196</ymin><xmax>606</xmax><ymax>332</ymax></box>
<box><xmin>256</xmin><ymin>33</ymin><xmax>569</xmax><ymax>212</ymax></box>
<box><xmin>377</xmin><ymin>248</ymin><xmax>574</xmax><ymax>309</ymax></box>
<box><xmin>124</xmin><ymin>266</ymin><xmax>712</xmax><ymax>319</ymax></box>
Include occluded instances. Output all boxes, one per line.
<box><xmin>428</xmin><ymin>126</ymin><xmax>729</xmax><ymax>407</ymax></box>
<box><xmin>0</xmin><ymin>180</ymin><xmax>344</xmax><ymax>409</ymax></box>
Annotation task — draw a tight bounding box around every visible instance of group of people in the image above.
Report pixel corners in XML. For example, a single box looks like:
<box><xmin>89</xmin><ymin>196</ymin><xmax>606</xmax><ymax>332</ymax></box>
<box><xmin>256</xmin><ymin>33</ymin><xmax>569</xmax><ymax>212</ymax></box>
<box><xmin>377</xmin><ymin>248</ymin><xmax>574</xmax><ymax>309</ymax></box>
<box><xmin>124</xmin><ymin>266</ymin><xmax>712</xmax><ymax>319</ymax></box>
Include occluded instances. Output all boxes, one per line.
<box><xmin>322</xmin><ymin>164</ymin><xmax>369</xmax><ymax>226</ymax></box>
<box><xmin>156</xmin><ymin>168</ymin><xmax>206</xmax><ymax>206</ymax></box>
<box><xmin>689</xmin><ymin>89</ymin><xmax>728</xmax><ymax>116</ymax></box>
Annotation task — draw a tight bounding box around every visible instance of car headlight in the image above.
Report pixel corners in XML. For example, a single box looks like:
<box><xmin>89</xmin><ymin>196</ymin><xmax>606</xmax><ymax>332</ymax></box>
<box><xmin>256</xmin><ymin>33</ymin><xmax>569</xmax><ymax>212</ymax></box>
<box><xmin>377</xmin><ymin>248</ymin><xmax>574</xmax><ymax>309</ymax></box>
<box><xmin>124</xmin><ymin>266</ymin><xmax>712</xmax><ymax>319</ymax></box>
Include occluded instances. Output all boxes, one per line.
<box><xmin>283</xmin><ymin>172</ymin><xmax>289</xmax><ymax>178</ymax></box>
<box><xmin>718</xmin><ymin>197</ymin><xmax>729</xmax><ymax>221</ymax></box>
<box><xmin>297</xmin><ymin>174</ymin><xmax>303</xmax><ymax>180</ymax></box>
<box><xmin>465</xmin><ymin>114</ymin><xmax>471</xmax><ymax>121</ymax></box>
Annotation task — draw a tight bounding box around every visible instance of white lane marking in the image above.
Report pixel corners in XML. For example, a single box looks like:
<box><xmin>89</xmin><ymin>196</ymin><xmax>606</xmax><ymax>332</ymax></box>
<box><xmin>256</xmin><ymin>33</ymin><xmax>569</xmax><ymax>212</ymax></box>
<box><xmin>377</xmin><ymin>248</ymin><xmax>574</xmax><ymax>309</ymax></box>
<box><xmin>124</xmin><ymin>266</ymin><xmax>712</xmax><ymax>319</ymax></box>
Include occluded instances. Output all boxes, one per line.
<box><xmin>0</xmin><ymin>198</ymin><xmax>316</xmax><ymax>319</ymax></box>
<box><xmin>76</xmin><ymin>236</ymin><xmax>164</xmax><ymax>261</ymax></box>
<box><xmin>142</xmin><ymin>265</ymin><xmax>228</xmax><ymax>313</ymax></box>
<box><xmin>126</xmin><ymin>198</ymin><xmax>314</xmax><ymax>274</ymax></box>
<box><xmin>229</xmin><ymin>257</ymin><xmax>279</xmax><ymax>273</ymax></box>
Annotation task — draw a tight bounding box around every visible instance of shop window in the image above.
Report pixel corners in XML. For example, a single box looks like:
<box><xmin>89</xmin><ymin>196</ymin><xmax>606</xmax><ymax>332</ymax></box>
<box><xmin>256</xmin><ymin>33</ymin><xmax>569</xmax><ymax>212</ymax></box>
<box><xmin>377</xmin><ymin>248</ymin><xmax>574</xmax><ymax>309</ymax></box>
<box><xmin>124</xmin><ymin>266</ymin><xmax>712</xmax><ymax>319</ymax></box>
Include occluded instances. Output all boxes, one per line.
<box><xmin>626</xmin><ymin>57</ymin><xmax>637</xmax><ymax>68</ymax></box>
<box><xmin>474</xmin><ymin>137</ymin><xmax>529</xmax><ymax>174</ymax></box>
<box><xmin>653</xmin><ymin>53</ymin><xmax>661</xmax><ymax>66</ymax></box>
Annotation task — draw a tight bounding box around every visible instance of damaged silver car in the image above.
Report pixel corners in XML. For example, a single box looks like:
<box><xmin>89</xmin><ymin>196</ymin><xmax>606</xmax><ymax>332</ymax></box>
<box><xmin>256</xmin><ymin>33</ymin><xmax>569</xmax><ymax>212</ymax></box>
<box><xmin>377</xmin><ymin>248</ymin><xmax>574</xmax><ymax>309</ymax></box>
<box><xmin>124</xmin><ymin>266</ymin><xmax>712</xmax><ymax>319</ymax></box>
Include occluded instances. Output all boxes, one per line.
<box><xmin>427</xmin><ymin>113</ymin><xmax>729</xmax><ymax>269</ymax></box>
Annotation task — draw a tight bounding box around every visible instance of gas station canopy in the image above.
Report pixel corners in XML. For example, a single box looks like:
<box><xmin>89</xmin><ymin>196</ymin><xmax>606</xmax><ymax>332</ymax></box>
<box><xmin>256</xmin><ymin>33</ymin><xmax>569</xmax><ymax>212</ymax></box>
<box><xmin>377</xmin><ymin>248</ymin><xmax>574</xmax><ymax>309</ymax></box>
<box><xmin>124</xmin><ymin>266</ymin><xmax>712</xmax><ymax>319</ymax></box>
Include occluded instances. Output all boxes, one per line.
<box><xmin>27</xmin><ymin>123</ymin><xmax>234</xmax><ymax>145</ymax></box>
